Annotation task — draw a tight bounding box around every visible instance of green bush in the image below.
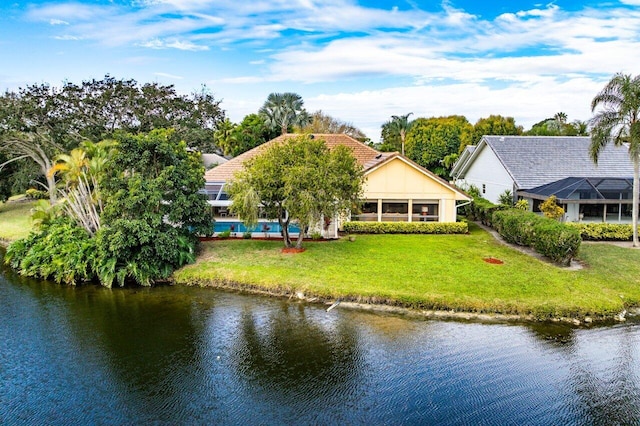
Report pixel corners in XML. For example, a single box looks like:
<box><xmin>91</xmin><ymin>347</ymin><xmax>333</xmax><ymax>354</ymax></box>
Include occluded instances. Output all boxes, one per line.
<box><xmin>467</xmin><ymin>197</ymin><xmax>503</xmax><ymax>226</ymax></box>
<box><xmin>493</xmin><ymin>209</ymin><xmax>581</xmax><ymax>265</ymax></box>
<box><xmin>567</xmin><ymin>223</ymin><xmax>633</xmax><ymax>241</ymax></box>
<box><xmin>25</xmin><ymin>188</ymin><xmax>49</xmax><ymax>200</ymax></box>
<box><xmin>310</xmin><ymin>231</ymin><xmax>323</xmax><ymax>240</ymax></box>
<box><xmin>218</xmin><ymin>229</ymin><xmax>231</xmax><ymax>238</ymax></box>
<box><xmin>4</xmin><ymin>218</ymin><xmax>97</xmax><ymax>284</ymax></box>
<box><xmin>343</xmin><ymin>221</ymin><xmax>468</xmax><ymax>234</ymax></box>
<box><xmin>94</xmin><ymin>221</ymin><xmax>196</xmax><ymax>288</ymax></box>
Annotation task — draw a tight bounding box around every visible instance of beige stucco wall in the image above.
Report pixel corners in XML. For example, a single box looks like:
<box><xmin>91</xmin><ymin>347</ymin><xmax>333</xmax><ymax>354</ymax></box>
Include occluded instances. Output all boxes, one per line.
<box><xmin>363</xmin><ymin>158</ymin><xmax>467</xmax><ymax>222</ymax></box>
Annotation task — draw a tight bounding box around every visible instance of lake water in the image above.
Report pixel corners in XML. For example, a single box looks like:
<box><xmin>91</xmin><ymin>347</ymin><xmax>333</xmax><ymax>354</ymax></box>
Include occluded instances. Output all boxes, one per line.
<box><xmin>1</xmin><ymin>264</ymin><xmax>640</xmax><ymax>425</ymax></box>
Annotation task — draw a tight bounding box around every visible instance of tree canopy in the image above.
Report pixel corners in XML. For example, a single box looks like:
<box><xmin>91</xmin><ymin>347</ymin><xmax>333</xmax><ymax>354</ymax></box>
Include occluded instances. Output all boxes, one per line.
<box><xmin>258</xmin><ymin>92</ymin><xmax>311</xmax><ymax>135</ymax></box>
<box><xmin>524</xmin><ymin>113</ymin><xmax>588</xmax><ymax>136</ymax></box>
<box><xmin>5</xmin><ymin>128</ymin><xmax>211</xmax><ymax>287</ymax></box>
<box><xmin>405</xmin><ymin>115</ymin><xmax>473</xmax><ymax>178</ymax></box>
<box><xmin>471</xmin><ymin>115</ymin><xmax>523</xmax><ymax>145</ymax></box>
<box><xmin>0</xmin><ymin>76</ymin><xmax>225</xmax><ymax>201</ymax></box>
<box><xmin>296</xmin><ymin>110</ymin><xmax>367</xmax><ymax>140</ymax></box>
<box><xmin>215</xmin><ymin>113</ymin><xmax>278</xmax><ymax>157</ymax></box>
<box><xmin>227</xmin><ymin>135</ymin><xmax>364</xmax><ymax>248</ymax></box>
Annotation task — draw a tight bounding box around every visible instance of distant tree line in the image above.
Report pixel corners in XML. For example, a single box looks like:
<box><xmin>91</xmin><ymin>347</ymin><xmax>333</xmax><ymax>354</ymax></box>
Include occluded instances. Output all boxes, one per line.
<box><xmin>378</xmin><ymin>111</ymin><xmax>587</xmax><ymax>179</ymax></box>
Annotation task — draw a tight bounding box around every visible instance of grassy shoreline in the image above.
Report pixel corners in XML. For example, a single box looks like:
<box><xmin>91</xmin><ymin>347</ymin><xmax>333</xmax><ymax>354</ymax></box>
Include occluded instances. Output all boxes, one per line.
<box><xmin>2</xmin><ymin>201</ymin><xmax>639</xmax><ymax>323</ymax></box>
<box><xmin>174</xmin><ymin>224</ymin><xmax>640</xmax><ymax>323</ymax></box>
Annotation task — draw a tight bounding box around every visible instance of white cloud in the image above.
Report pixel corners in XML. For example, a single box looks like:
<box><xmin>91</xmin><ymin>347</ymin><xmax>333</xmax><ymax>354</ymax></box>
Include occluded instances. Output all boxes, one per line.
<box><xmin>308</xmin><ymin>77</ymin><xmax>601</xmax><ymax>141</ymax></box>
<box><xmin>54</xmin><ymin>35</ymin><xmax>82</xmax><ymax>41</ymax></box>
<box><xmin>28</xmin><ymin>3</ymin><xmax>107</xmax><ymax>21</ymax></box>
<box><xmin>138</xmin><ymin>38</ymin><xmax>208</xmax><ymax>51</ymax></box>
<box><xmin>14</xmin><ymin>0</ymin><xmax>640</xmax><ymax>142</ymax></box>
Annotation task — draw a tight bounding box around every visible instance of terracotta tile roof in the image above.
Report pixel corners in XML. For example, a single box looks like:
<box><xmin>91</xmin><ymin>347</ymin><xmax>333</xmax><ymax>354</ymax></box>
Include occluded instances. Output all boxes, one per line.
<box><xmin>205</xmin><ymin>133</ymin><xmax>396</xmax><ymax>182</ymax></box>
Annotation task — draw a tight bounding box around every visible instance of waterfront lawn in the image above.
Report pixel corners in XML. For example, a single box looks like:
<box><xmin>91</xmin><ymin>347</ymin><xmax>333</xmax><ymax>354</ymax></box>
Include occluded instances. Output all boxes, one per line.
<box><xmin>0</xmin><ymin>200</ymin><xmax>35</xmax><ymax>242</ymax></box>
<box><xmin>174</xmin><ymin>223</ymin><xmax>640</xmax><ymax>319</ymax></box>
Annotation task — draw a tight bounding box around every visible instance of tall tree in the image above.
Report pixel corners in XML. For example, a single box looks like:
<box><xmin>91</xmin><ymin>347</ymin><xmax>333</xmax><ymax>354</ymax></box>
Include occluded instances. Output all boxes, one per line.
<box><xmin>525</xmin><ymin>113</ymin><xmax>587</xmax><ymax>136</ymax></box>
<box><xmin>216</xmin><ymin>114</ymin><xmax>278</xmax><ymax>157</ymax></box>
<box><xmin>379</xmin><ymin>120</ymin><xmax>402</xmax><ymax>152</ymax></box>
<box><xmin>227</xmin><ymin>135</ymin><xmax>364</xmax><ymax>249</ymax></box>
<box><xmin>48</xmin><ymin>140</ymin><xmax>116</xmax><ymax>235</ymax></box>
<box><xmin>589</xmin><ymin>73</ymin><xmax>640</xmax><ymax>246</ymax></box>
<box><xmin>0</xmin><ymin>76</ymin><xmax>225</xmax><ymax>200</ymax></box>
<box><xmin>214</xmin><ymin>118</ymin><xmax>238</xmax><ymax>156</ymax></box>
<box><xmin>95</xmin><ymin>129</ymin><xmax>212</xmax><ymax>286</ymax></box>
<box><xmin>259</xmin><ymin>92</ymin><xmax>311</xmax><ymax>135</ymax></box>
<box><xmin>405</xmin><ymin>115</ymin><xmax>473</xmax><ymax>178</ymax></box>
<box><xmin>0</xmin><ymin>131</ymin><xmax>60</xmax><ymax>203</ymax></box>
<box><xmin>297</xmin><ymin>110</ymin><xmax>367</xmax><ymax>140</ymax></box>
<box><xmin>471</xmin><ymin>115</ymin><xmax>523</xmax><ymax>146</ymax></box>
<box><xmin>382</xmin><ymin>113</ymin><xmax>414</xmax><ymax>155</ymax></box>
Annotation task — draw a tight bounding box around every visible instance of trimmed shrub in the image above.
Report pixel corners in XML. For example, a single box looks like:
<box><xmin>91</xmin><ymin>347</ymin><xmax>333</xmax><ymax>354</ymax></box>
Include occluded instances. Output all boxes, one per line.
<box><xmin>25</xmin><ymin>188</ymin><xmax>48</xmax><ymax>200</ymax></box>
<box><xmin>467</xmin><ymin>197</ymin><xmax>504</xmax><ymax>226</ymax></box>
<box><xmin>567</xmin><ymin>223</ymin><xmax>633</xmax><ymax>241</ymax></box>
<box><xmin>493</xmin><ymin>209</ymin><xmax>581</xmax><ymax>265</ymax></box>
<box><xmin>343</xmin><ymin>221</ymin><xmax>468</xmax><ymax>234</ymax></box>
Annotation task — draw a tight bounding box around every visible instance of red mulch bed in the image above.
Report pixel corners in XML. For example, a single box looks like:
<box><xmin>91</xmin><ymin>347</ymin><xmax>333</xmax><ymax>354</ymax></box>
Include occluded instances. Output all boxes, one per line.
<box><xmin>198</xmin><ymin>236</ymin><xmax>330</xmax><ymax>242</ymax></box>
<box><xmin>483</xmin><ymin>257</ymin><xmax>504</xmax><ymax>264</ymax></box>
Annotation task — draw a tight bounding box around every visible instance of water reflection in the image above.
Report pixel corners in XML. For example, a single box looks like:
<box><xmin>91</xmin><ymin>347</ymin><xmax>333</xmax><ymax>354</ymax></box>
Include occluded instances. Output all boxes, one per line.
<box><xmin>1</xmin><ymin>264</ymin><xmax>640</xmax><ymax>425</ymax></box>
<box><xmin>567</xmin><ymin>325</ymin><xmax>640</xmax><ymax>424</ymax></box>
<box><xmin>233</xmin><ymin>304</ymin><xmax>362</xmax><ymax>411</ymax></box>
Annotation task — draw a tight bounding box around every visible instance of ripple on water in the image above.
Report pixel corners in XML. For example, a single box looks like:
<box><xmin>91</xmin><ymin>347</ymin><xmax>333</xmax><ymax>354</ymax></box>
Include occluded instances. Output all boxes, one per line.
<box><xmin>2</xmin><ymin>276</ymin><xmax>640</xmax><ymax>425</ymax></box>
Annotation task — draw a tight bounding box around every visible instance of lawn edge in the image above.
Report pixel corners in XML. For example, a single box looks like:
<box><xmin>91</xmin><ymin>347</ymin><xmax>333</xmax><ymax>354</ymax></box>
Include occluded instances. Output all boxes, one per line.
<box><xmin>170</xmin><ymin>275</ymin><xmax>638</xmax><ymax>326</ymax></box>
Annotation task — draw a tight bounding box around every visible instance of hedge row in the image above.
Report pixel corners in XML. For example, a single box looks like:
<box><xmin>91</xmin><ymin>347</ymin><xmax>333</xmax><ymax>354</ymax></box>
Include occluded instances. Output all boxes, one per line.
<box><xmin>566</xmin><ymin>223</ymin><xmax>633</xmax><ymax>241</ymax></box>
<box><xmin>492</xmin><ymin>209</ymin><xmax>581</xmax><ymax>265</ymax></box>
<box><xmin>466</xmin><ymin>197</ymin><xmax>504</xmax><ymax>226</ymax></box>
<box><xmin>343</xmin><ymin>221</ymin><xmax>468</xmax><ymax>234</ymax></box>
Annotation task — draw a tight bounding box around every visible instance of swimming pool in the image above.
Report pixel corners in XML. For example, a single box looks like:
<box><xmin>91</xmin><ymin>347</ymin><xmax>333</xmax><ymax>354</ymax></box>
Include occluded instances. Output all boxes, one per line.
<box><xmin>212</xmin><ymin>221</ymin><xmax>300</xmax><ymax>234</ymax></box>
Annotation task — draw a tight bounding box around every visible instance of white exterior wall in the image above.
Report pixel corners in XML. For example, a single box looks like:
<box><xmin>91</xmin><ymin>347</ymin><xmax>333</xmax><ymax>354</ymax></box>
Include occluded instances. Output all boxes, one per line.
<box><xmin>565</xmin><ymin>203</ymin><xmax>580</xmax><ymax>222</ymax></box>
<box><xmin>459</xmin><ymin>146</ymin><xmax>514</xmax><ymax>204</ymax></box>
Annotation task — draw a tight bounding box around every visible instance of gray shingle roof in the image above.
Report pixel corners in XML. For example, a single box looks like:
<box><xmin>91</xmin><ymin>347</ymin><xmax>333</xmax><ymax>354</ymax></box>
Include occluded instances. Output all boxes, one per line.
<box><xmin>482</xmin><ymin>136</ymin><xmax>634</xmax><ymax>190</ymax></box>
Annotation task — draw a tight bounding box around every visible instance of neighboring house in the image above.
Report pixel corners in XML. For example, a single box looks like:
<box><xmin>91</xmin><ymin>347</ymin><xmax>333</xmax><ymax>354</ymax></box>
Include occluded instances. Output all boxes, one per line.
<box><xmin>204</xmin><ymin>134</ymin><xmax>471</xmax><ymax>237</ymax></box>
<box><xmin>451</xmin><ymin>136</ymin><xmax>635</xmax><ymax>223</ymax></box>
<box><xmin>201</xmin><ymin>153</ymin><xmax>228</xmax><ymax>169</ymax></box>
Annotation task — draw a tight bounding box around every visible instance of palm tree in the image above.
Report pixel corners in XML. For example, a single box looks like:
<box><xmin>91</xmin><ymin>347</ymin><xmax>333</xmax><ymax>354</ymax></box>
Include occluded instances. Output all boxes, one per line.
<box><xmin>48</xmin><ymin>148</ymin><xmax>89</xmax><ymax>188</ymax></box>
<box><xmin>214</xmin><ymin>118</ymin><xmax>238</xmax><ymax>156</ymax></box>
<box><xmin>589</xmin><ymin>73</ymin><xmax>640</xmax><ymax>246</ymax></box>
<box><xmin>47</xmin><ymin>140</ymin><xmax>116</xmax><ymax>235</ymax></box>
<box><xmin>554</xmin><ymin>112</ymin><xmax>568</xmax><ymax>124</ymax></box>
<box><xmin>389</xmin><ymin>113</ymin><xmax>413</xmax><ymax>155</ymax></box>
<box><xmin>259</xmin><ymin>92</ymin><xmax>311</xmax><ymax>135</ymax></box>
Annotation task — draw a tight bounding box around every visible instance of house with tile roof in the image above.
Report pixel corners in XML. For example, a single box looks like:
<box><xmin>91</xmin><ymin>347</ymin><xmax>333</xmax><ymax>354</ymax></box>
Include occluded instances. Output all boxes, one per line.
<box><xmin>451</xmin><ymin>136</ymin><xmax>635</xmax><ymax>223</ymax></box>
<box><xmin>204</xmin><ymin>133</ymin><xmax>471</xmax><ymax>237</ymax></box>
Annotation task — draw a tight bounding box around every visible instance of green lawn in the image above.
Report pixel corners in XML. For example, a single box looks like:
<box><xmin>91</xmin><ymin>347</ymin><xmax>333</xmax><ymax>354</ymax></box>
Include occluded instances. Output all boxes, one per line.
<box><xmin>174</xmin><ymin>223</ymin><xmax>640</xmax><ymax>320</ymax></box>
<box><xmin>3</xmin><ymin>202</ymin><xmax>639</xmax><ymax>321</ymax></box>
<box><xmin>0</xmin><ymin>200</ymin><xmax>35</xmax><ymax>243</ymax></box>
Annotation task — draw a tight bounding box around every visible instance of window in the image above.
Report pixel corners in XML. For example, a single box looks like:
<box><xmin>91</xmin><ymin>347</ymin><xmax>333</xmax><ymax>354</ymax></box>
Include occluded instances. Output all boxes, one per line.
<box><xmin>382</xmin><ymin>202</ymin><xmax>408</xmax><ymax>214</ymax></box>
<box><xmin>412</xmin><ymin>203</ymin><xmax>439</xmax><ymax>222</ymax></box>
<box><xmin>360</xmin><ymin>202</ymin><xmax>378</xmax><ymax>214</ymax></box>
<box><xmin>352</xmin><ymin>201</ymin><xmax>378</xmax><ymax>221</ymax></box>
<box><xmin>381</xmin><ymin>202</ymin><xmax>409</xmax><ymax>222</ymax></box>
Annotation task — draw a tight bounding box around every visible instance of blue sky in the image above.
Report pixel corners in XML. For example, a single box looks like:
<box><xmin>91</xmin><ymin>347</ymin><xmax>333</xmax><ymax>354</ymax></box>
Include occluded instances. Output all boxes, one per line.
<box><xmin>1</xmin><ymin>0</ymin><xmax>639</xmax><ymax>141</ymax></box>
